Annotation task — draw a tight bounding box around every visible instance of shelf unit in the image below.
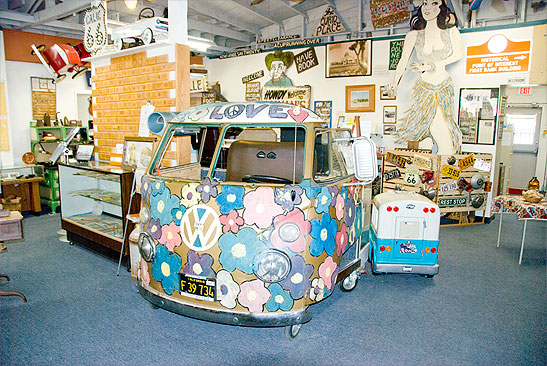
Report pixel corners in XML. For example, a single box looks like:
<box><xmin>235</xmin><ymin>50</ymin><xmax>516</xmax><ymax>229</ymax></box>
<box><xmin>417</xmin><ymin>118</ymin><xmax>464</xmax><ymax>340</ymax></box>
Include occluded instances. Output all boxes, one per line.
<box><xmin>58</xmin><ymin>163</ymin><xmax>138</xmax><ymax>257</ymax></box>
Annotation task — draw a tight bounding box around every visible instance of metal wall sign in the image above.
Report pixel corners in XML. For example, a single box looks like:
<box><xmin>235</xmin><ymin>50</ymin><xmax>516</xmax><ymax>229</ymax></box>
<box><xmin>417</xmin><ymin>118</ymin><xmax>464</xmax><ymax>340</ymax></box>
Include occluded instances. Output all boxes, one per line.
<box><xmin>294</xmin><ymin>48</ymin><xmax>318</xmax><ymax>74</ymax></box>
<box><xmin>404</xmin><ymin>167</ymin><xmax>420</xmax><ymax>186</ymax></box>
<box><xmin>383</xmin><ymin>168</ymin><xmax>401</xmax><ymax>181</ymax></box>
<box><xmin>458</xmin><ymin>154</ymin><xmax>475</xmax><ymax>170</ymax></box>
<box><xmin>438</xmin><ymin>197</ymin><xmax>467</xmax><ymax>207</ymax></box>
<box><xmin>83</xmin><ymin>2</ymin><xmax>107</xmax><ymax>55</ymax></box>
<box><xmin>385</xmin><ymin>152</ymin><xmax>407</xmax><ymax>168</ymax></box>
<box><xmin>242</xmin><ymin>70</ymin><xmax>264</xmax><ymax>84</ymax></box>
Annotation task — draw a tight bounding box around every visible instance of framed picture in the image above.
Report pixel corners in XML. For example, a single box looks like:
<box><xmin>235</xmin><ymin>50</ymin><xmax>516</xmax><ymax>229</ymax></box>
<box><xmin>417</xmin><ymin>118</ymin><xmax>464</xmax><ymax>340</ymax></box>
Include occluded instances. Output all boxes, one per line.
<box><xmin>458</xmin><ymin>88</ymin><xmax>499</xmax><ymax>145</ymax></box>
<box><xmin>122</xmin><ymin>137</ymin><xmax>156</xmax><ymax>170</ymax></box>
<box><xmin>379</xmin><ymin>85</ymin><xmax>396</xmax><ymax>100</ymax></box>
<box><xmin>345</xmin><ymin>85</ymin><xmax>375</xmax><ymax>113</ymax></box>
<box><xmin>337</xmin><ymin>115</ymin><xmax>345</xmax><ymax>128</ymax></box>
<box><xmin>326</xmin><ymin>40</ymin><xmax>372</xmax><ymax>78</ymax></box>
<box><xmin>383</xmin><ymin>125</ymin><xmax>396</xmax><ymax>135</ymax></box>
<box><xmin>314</xmin><ymin>100</ymin><xmax>332</xmax><ymax>127</ymax></box>
<box><xmin>383</xmin><ymin>106</ymin><xmax>397</xmax><ymax>124</ymax></box>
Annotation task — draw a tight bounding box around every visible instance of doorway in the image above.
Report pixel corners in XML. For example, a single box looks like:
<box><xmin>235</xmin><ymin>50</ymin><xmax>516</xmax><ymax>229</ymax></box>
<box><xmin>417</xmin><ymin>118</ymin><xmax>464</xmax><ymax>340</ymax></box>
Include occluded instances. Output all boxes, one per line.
<box><xmin>506</xmin><ymin>107</ymin><xmax>542</xmax><ymax>190</ymax></box>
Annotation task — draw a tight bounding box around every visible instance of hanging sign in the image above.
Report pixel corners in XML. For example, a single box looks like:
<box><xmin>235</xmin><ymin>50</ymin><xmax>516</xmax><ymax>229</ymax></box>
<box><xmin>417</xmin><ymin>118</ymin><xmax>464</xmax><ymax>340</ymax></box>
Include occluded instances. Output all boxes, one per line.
<box><xmin>190</xmin><ymin>76</ymin><xmax>208</xmax><ymax>93</ymax></box>
<box><xmin>386</xmin><ymin>152</ymin><xmax>407</xmax><ymax>168</ymax></box>
<box><xmin>438</xmin><ymin>197</ymin><xmax>467</xmax><ymax>208</ymax></box>
<box><xmin>371</xmin><ymin>0</ymin><xmax>412</xmax><ymax>29</ymax></box>
<box><xmin>262</xmin><ymin>85</ymin><xmax>311</xmax><ymax>108</ymax></box>
<box><xmin>384</xmin><ymin>168</ymin><xmax>401</xmax><ymax>181</ymax></box>
<box><xmin>439</xmin><ymin>180</ymin><xmax>459</xmax><ymax>194</ymax></box>
<box><xmin>257</xmin><ymin>35</ymin><xmax>299</xmax><ymax>44</ymax></box>
<box><xmin>473</xmin><ymin>158</ymin><xmax>491</xmax><ymax>172</ymax></box>
<box><xmin>83</xmin><ymin>2</ymin><xmax>107</xmax><ymax>55</ymax></box>
<box><xmin>389</xmin><ymin>40</ymin><xmax>405</xmax><ymax>70</ymax></box>
<box><xmin>219</xmin><ymin>49</ymin><xmax>262</xmax><ymax>59</ymax></box>
<box><xmin>404</xmin><ymin>167</ymin><xmax>420</xmax><ymax>186</ymax></box>
<box><xmin>242</xmin><ymin>70</ymin><xmax>264</xmax><ymax>84</ymax></box>
<box><xmin>412</xmin><ymin>154</ymin><xmax>432</xmax><ymax>169</ymax></box>
<box><xmin>440</xmin><ymin>165</ymin><xmax>461</xmax><ymax>180</ymax></box>
<box><xmin>458</xmin><ymin>154</ymin><xmax>475</xmax><ymax>170</ymax></box>
<box><xmin>312</xmin><ymin>6</ymin><xmax>346</xmax><ymax>36</ymax></box>
<box><xmin>245</xmin><ymin>82</ymin><xmax>261</xmax><ymax>101</ymax></box>
<box><xmin>466</xmin><ymin>34</ymin><xmax>531</xmax><ymax>74</ymax></box>
<box><xmin>294</xmin><ymin>48</ymin><xmax>319</xmax><ymax>74</ymax></box>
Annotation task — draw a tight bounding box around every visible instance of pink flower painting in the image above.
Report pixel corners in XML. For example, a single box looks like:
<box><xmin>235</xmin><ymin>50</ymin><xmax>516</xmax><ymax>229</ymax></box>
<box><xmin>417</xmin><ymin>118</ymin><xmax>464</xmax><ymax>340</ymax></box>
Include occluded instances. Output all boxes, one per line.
<box><xmin>238</xmin><ymin>279</ymin><xmax>271</xmax><ymax>312</ymax></box>
<box><xmin>159</xmin><ymin>222</ymin><xmax>182</xmax><ymax>252</ymax></box>
<box><xmin>243</xmin><ymin>187</ymin><xmax>283</xmax><ymax>229</ymax></box>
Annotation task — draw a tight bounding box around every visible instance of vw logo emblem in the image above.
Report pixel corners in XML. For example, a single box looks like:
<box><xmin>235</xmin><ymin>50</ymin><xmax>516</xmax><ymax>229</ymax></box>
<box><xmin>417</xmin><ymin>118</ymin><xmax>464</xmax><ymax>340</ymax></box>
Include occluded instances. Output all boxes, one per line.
<box><xmin>180</xmin><ymin>205</ymin><xmax>221</xmax><ymax>251</ymax></box>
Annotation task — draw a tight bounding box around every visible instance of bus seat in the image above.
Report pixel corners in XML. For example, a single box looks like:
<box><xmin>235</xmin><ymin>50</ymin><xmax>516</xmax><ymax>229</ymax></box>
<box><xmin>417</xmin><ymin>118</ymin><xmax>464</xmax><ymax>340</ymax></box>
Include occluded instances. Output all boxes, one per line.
<box><xmin>238</xmin><ymin>128</ymin><xmax>277</xmax><ymax>142</ymax></box>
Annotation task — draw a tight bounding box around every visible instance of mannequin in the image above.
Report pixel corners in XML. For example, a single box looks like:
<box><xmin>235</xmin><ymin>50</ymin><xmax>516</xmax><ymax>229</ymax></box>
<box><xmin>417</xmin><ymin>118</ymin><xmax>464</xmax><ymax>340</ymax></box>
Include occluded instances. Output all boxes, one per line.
<box><xmin>387</xmin><ymin>0</ymin><xmax>464</xmax><ymax>155</ymax></box>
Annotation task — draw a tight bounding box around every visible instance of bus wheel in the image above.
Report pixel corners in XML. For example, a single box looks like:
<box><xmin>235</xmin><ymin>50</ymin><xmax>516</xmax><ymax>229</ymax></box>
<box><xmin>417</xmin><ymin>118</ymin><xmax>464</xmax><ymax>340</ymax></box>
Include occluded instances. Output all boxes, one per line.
<box><xmin>284</xmin><ymin>324</ymin><xmax>302</xmax><ymax>339</ymax></box>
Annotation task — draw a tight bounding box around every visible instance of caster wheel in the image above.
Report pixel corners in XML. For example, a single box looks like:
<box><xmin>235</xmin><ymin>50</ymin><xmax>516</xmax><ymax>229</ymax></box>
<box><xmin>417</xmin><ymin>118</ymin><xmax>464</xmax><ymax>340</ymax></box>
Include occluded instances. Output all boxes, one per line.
<box><xmin>72</xmin><ymin>68</ymin><xmax>88</xmax><ymax>79</ymax></box>
<box><xmin>69</xmin><ymin>241</ymin><xmax>74</xmax><ymax>246</ymax></box>
<box><xmin>284</xmin><ymin>324</ymin><xmax>302</xmax><ymax>339</ymax></box>
<box><xmin>53</xmin><ymin>74</ymin><xmax>66</xmax><ymax>84</ymax></box>
<box><xmin>339</xmin><ymin>270</ymin><xmax>359</xmax><ymax>292</ymax></box>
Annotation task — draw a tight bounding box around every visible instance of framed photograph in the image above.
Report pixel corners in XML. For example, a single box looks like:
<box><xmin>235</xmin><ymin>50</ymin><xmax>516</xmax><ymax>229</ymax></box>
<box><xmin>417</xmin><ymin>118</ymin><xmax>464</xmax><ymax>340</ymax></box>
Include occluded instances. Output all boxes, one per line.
<box><xmin>326</xmin><ymin>40</ymin><xmax>372</xmax><ymax>78</ymax></box>
<box><xmin>458</xmin><ymin>88</ymin><xmax>499</xmax><ymax>145</ymax></box>
<box><xmin>314</xmin><ymin>100</ymin><xmax>332</xmax><ymax>127</ymax></box>
<box><xmin>337</xmin><ymin>115</ymin><xmax>345</xmax><ymax>128</ymax></box>
<box><xmin>383</xmin><ymin>125</ymin><xmax>396</xmax><ymax>135</ymax></box>
<box><xmin>122</xmin><ymin>137</ymin><xmax>156</xmax><ymax>170</ymax></box>
<box><xmin>345</xmin><ymin>85</ymin><xmax>375</xmax><ymax>113</ymax></box>
<box><xmin>380</xmin><ymin>85</ymin><xmax>396</xmax><ymax>100</ymax></box>
<box><xmin>383</xmin><ymin>106</ymin><xmax>397</xmax><ymax>124</ymax></box>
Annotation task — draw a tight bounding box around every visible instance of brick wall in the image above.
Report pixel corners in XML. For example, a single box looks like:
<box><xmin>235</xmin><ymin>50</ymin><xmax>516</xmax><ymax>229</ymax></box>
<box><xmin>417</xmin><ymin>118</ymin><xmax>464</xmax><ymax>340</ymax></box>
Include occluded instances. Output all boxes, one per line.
<box><xmin>91</xmin><ymin>45</ymin><xmax>189</xmax><ymax>161</ymax></box>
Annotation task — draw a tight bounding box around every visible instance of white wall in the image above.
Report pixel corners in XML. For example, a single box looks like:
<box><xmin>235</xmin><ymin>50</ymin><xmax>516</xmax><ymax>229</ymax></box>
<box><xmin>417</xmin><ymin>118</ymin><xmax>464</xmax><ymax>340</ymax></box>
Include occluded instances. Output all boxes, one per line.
<box><xmin>4</xmin><ymin>61</ymin><xmax>90</xmax><ymax>166</ymax></box>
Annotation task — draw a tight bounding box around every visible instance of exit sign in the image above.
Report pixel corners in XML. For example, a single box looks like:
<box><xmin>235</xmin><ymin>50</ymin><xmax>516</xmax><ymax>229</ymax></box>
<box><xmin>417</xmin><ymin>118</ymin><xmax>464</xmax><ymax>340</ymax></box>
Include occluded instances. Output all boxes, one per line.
<box><xmin>519</xmin><ymin>87</ymin><xmax>531</xmax><ymax>95</ymax></box>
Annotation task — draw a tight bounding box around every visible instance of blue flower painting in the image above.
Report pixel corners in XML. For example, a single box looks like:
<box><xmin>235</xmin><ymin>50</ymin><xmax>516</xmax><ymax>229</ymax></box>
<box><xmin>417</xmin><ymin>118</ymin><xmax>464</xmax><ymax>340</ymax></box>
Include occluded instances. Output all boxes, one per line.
<box><xmin>309</xmin><ymin>213</ymin><xmax>337</xmax><ymax>257</ymax></box>
<box><xmin>218</xmin><ymin>227</ymin><xmax>267</xmax><ymax>274</ymax></box>
<box><xmin>265</xmin><ymin>283</ymin><xmax>294</xmax><ymax>312</ymax></box>
<box><xmin>151</xmin><ymin>245</ymin><xmax>182</xmax><ymax>295</ymax></box>
<box><xmin>216</xmin><ymin>185</ymin><xmax>245</xmax><ymax>215</ymax></box>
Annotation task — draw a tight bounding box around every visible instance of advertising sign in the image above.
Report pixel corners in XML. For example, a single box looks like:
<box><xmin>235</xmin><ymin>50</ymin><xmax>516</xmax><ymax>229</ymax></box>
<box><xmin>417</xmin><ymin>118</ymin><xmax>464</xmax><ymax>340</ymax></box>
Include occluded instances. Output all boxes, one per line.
<box><xmin>83</xmin><ymin>2</ymin><xmax>107</xmax><ymax>55</ymax></box>
<box><xmin>262</xmin><ymin>86</ymin><xmax>311</xmax><ymax>108</ymax></box>
<box><xmin>371</xmin><ymin>0</ymin><xmax>412</xmax><ymax>29</ymax></box>
<box><xmin>294</xmin><ymin>48</ymin><xmax>318</xmax><ymax>74</ymax></box>
<box><xmin>466</xmin><ymin>34</ymin><xmax>531</xmax><ymax>75</ymax></box>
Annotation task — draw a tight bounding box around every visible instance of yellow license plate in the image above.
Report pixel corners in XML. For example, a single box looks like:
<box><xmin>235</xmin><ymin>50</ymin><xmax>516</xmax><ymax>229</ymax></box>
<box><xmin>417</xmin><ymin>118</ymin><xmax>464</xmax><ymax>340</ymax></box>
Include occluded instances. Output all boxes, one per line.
<box><xmin>440</xmin><ymin>165</ymin><xmax>461</xmax><ymax>180</ymax></box>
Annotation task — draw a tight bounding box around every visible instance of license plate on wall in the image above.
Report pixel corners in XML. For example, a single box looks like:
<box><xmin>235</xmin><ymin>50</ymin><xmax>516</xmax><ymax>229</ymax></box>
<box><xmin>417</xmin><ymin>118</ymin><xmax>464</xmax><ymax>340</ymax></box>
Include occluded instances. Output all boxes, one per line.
<box><xmin>438</xmin><ymin>197</ymin><xmax>467</xmax><ymax>207</ymax></box>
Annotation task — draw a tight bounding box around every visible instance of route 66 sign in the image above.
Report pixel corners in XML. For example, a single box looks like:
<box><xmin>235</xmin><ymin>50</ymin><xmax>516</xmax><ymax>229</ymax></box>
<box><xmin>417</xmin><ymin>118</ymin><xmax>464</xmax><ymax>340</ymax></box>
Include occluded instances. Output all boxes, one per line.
<box><xmin>83</xmin><ymin>2</ymin><xmax>107</xmax><ymax>55</ymax></box>
<box><xmin>404</xmin><ymin>167</ymin><xmax>420</xmax><ymax>186</ymax></box>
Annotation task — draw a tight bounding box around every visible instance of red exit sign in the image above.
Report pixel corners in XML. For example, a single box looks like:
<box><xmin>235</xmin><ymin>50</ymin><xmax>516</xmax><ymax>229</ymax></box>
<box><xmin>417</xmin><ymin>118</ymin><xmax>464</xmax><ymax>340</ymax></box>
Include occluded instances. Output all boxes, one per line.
<box><xmin>519</xmin><ymin>87</ymin><xmax>531</xmax><ymax>95</ymax></box>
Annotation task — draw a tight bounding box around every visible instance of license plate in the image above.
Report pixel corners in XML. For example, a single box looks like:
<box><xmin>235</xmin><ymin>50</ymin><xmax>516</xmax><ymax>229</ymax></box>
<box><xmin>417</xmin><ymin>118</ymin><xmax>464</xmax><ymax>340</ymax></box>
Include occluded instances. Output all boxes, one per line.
<box><xmin>440</xmin><ymin>165</ymin><xmax>461</xmax><ymax>180</ymax></box>
<box><xmin>179</xmin><ymin>273</ymin><xmax>216</xmax><ymax>301</ymax></box>
<box><xmin>400</xmin><ymin>241</ymin><xmax>417</xmax><ymax>253</ymax></box>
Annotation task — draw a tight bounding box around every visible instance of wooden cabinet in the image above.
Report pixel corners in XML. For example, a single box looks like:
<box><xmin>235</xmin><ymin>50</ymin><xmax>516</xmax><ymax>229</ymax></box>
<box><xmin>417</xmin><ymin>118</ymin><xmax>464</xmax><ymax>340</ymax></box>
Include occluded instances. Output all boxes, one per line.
<box><xmin>58</xmin><ymin>163</ymin><xmax>138</xmax><ymax>256</ymax></box>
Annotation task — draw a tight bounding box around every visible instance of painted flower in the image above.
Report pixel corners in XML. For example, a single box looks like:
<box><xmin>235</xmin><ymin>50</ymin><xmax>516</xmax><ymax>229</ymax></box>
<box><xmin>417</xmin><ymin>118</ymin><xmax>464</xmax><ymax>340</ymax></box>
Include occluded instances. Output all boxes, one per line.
<box><xmin>300</xmin><ymin>179</ymin><xmax>320</xmax><ymax>200</ymax></box>
<box><xmin>335</xmin><ymin>223</ymin><xmax>349</xmax><ymax>257</ymax></box>
<box><xmin>309</xmin><ymin>213</ymin><xmax>337</xmax><ymax>257</ymax></box>
<box><xmin>319</xmin><ymin>256</ymin><xmax>338</xmax><ymax>290</ymax></box>
<box><xmin>280</xmin><ymin>254</ymin><xmax>314</xmax><ymax>299</ymax></box>
<box><xmin>150</xmin><ymin>187</ymin><xmax>181</xmax><ymax>226</ymax></box>
<box><xmin>146</xmin><ymin>217</ymin><xmax>162</xmax><ymax>240</ymax></box>
<box><xmin>159</xmin><ymin>222</ymin><xmax>182</xmax><ymax>252</ymax></box>
<box><xmin>171</xmin><ymin>204</ymin><xmax>187</xmax><ymax>226</ymax></box>
<box><xmin>335</xmin><ymin>194</ymin><xmax>345</xmax><ymax>220</ymax></box>
<box><xmin>265</xmin><ymin>283</ymin><xmax>294</xmax><ymax>312</ymax></box>
<box><xmin>349</xmin><ymin>204</ymin><xmax>362</xmax><ymax>245</ymax></box>
<box><xmin>197</xmin><ymin>177</ymin><xmax>218</xmax><ymax>203</ymax></box>
<box><xmin>328</xmin><ymin>186</ymin><xmax>339</xmax><ymax>207</ymax></box>
<box><xmin>243</xmin><ymin>187</ymin><xmax>283</xmax><ymax>229</ymax></box>
<box><xmin>315</xmin><ymin>186</ymin><xmax>333</xmax><ymax>214</ymax></box>
<box><xmin>238</xmin><ymin>279</ymin><xmax>270</xmax><ymax>313</ymax></box>
<box><xmin>309</xmin><ymin>277</ymin><xmax>325</xmax><ymax>302</ymax></box>
<box><xmin>345</xmin><ymin>197</ymin><xmax>356</xmax><ymax>227</ymax></box>
<box><xmin>349</xmin><ymin>177</ymin><xmax>361</xmax><ymax>198</ymax></box>
<box><xmin>151</xmin><ymin>180</ymin><xmax>166</xmax><ymax>197</ymax></box>
<box><xmin>270</xmin><ymin>208</ymin><xmax>310</xmax><ymax>253</ymax></box>
<box><xmin>151</xmin><ymin>245</ymin><xmax>182</xmax><ymax>295</ymax></box>
<box><xmin>183</xmin><ymin>250</ymin><xmax>215</xmax><ymax>278</ymax></box>
<box><xmin>141</xmin><ymin>176</ymin><xmax>153</xmax><ymax>202</ymax></box>
<box><xmin>216</xmin><ymin>270</ymin><xmax>240</xmax><ymax>309</ymax></box>
<box><xmin>216</xmin><ymin>185</ymin><xmax>245</xmax><ymax>215</ymax></box>
<box><xmin>274</xmin><ymin>185</ymin><xmax>303</xmax><ymax>211</ymax></box>
<box><xmin>141</xmin><ymin>259</ymin><xmax>150</xmax><ymax>286</ymax></box>
<box><xmin>180</xmin><ymin>183</ymin><xmax>200</xmax><ymax>207</ymax></box>
<box><xmin>218</xmin><ymin>228</ymin><xmax>267</xmax><ymax>274</ymax></box>
<box><xmin>219</xmin><ymin>210</ymin><xmax>244</xmax><ymax>234</ymax></box>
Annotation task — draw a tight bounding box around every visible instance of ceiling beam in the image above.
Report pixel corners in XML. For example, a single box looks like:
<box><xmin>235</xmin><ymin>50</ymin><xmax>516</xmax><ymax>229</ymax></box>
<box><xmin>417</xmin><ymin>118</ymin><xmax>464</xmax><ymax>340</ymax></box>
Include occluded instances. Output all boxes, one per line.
<box><xmin>229</xmin><ymin>0</ymin><xmax>284</xmax><ymax>27</ymax></box>
<box><xmin>30</xmin><ymin>0</ymin><xmax>89</xmax><ymax>27</ymax></box>
<box><xmin>188</xmin><ymin>1</ymin><xmax>261</xmax><ymax>35</ymax></box>
<box><xmin>272</xmin><ymin>0</ymin><xmax>308</xmax><ymax>19</ymax></box>
<box><xmin>187</xmin><ymin>18</ymin><xmax>254</xmax><ymax>43</ymax></box>
<box><xmin>0</xmin><ymin>10</ymin><xmax>83</xmax><ymax>32</ymax></box>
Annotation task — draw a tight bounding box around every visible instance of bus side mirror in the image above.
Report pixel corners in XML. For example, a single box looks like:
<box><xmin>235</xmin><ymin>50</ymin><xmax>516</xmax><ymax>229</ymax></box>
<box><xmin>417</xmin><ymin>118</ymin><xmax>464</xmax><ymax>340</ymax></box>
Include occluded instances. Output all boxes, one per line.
<box><xmin>352</xmin><ymin>137</ymin><xmax>378</xmax><ymax>184</ymax></box>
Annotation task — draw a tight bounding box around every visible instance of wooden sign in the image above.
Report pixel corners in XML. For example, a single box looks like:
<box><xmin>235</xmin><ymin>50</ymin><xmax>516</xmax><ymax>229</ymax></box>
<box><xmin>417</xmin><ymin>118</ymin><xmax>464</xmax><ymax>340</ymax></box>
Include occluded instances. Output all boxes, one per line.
<box><xmin>386</xmin><ymin>152</ymin><xmax>407</xmax><ymax>168</ymax></box>
<box><xmin>242</xmin><ymin>70</ymin><xmax>264</xmax><ymax>84</ymax></box>
<box><xmin>438</xmin><ymin>197</ymin><xmax>467</xmax><ymax>208</ymax></box>
<box><xmin>466</xmin><ymin>34</ymin><xmax>530</xmax><ymax>74</ymax></box>
<box><xmin>201</xmin><ymin>92</ymin><xmax>216</xmax><ymax>104</ymax></box>
<box><xmin>439</xmin><ymin>180</ymin><xmax>459</xmax><ymax>194</ymax></box>
<box><xmin>473</xmin><ymin>159</ymin><xmax>491</xmax><ymax>172</ymax></box>
<box><xmin>458</xmin><ymin>154</ymin><xmax>475</xmax><ymax>170</ymax></box>
<box><xmin>190</xmin><ymin>76</ymin><xmax>208</xmax><ymax>93</ymax></box>
<box><xmin>312</xmin><ymin>6</ymin><xmax>346</xmax><ymax>36</ymax></box>
<box><xmin>245</xmin><ymin>82</ymin><xmax>261</xmax><ymax>102</ymax></box>
<box><xmin>383</xmin><ymin>168</ymin><xmax>401</xmax><ymax>181</ymax></box>
<box><xmin>294</xmin><ymin>48</ymin><xmax>318</xmax><ymax>74</ymax></box>
<box><xmin>371</xmin><ymin>0</ymin><xmax>411</xmax><ymax>29</ymax></box>
<box><xmin>440</xmin><ymin>165</ymin><xmax>461</xmax><ymax>180</ymax></box>
<box><xmin>389</xmin><ymin>40</ymin><xmax>404</xmax><ymax>70</ymax></box>
<box><xmin>262</xmin><ymin>85</ymin><xmax>311</xmax><ymax>108</ymax></box>
<box><xmin>31</xmin><ymin>77</ymin><xmax>56</xmax><ymax>121</ymax></box>
<box><xmin>412</xmin><ymin>154</ymin><xmax>432</xmax><ymax>169</ymax></box>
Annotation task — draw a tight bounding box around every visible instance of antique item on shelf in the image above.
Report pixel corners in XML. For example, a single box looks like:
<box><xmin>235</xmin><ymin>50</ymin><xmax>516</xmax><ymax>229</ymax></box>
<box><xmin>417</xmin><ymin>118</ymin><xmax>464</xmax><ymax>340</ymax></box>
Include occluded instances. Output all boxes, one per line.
<box><xmin>470</xmin><ymin>173</ymin><xmax>485</xmax><ymax>190</ymax></box>
<box><xmin>470</xmin><ymin>194</ymin><xmax>484</xmax><ymax>208</ymax></box>
<box><xmin>484</xmin><ymin>181</ymin><xmax>492</xmax><ymax>192</ymax></box>
<box><xmin>528</xmin><ymin>176</ymin><xmax>540</xmax><ymax>190</ymax></box>
<box><xmin>22</xmin><ymin>152</ymin><xmax>36</xmax><ymax>165</ymax></box>
<box><xmin>43</xmin><ymin>113</ymin><xmax>51</xmax><ymax>126</ymax></box>
<box><xmin>522</xmin><ymin>190</ymin><xmax>544</xmax><ymax>203</ymax></box>
<box><xmin>420</xmin><ymin>186</ymin><xmax>436</xmax><ymax>200</ymax></box>
<box><xmin>447</xmin><ymin>155</ymin><xmax>456</xmax><ymax>165</ymax></box>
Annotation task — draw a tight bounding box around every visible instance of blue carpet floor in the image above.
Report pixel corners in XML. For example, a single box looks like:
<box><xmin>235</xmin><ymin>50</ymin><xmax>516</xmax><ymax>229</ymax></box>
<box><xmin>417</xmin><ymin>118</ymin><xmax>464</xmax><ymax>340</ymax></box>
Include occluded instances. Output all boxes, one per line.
<box><xmin>1</xmin><ymin>213</ymin><xmax>545</xmax><ymax>366</ymax></box>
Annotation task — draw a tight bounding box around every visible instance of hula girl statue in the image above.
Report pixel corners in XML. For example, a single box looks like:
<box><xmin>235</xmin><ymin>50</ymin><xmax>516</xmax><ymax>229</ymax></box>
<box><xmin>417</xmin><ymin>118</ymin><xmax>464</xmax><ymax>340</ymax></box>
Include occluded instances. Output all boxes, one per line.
<box><xmin>387</xmin><ymin>0</ymin><xmax>464</xmax><ymax>155</ymax></box>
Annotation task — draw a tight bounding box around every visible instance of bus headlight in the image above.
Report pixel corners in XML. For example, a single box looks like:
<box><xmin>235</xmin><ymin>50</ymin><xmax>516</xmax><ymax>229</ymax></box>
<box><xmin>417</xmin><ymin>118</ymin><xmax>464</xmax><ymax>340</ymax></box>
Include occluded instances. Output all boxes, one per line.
<box><xmin>253</xmin><ymin>249</ymin><xmax>291</xmax><ymax>283</ymax></box>
<box><xmin>279</xmin><ymin>222</ymin><xmax>300</xmax><ymax>243</ymax></box>
<box><xmin>138</xmin><ymin>232</ymin><xmax>156</xmax><ymax>262</ymax></box>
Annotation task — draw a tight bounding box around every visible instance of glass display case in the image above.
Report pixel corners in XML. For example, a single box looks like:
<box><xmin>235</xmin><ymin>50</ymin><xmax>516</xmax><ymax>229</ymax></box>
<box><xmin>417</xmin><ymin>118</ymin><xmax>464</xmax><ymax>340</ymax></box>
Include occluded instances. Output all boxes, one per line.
<box><xmin>58</xmin><ymin>162</ymin><xmax>138</xmax><ymax>256</ymax></box>
<box><xmin>0</xmin><ymin>165</ymin><xmax>45</xmax><ymax>213</ymax></box>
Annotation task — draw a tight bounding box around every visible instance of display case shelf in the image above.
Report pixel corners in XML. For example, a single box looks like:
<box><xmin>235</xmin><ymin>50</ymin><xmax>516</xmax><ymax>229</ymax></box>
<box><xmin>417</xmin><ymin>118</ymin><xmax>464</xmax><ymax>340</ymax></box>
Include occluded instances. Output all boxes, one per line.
<box><xmin>69</xmin><ymin>189</ymin><xmax>122</xmax><ymax>206</ymax></box>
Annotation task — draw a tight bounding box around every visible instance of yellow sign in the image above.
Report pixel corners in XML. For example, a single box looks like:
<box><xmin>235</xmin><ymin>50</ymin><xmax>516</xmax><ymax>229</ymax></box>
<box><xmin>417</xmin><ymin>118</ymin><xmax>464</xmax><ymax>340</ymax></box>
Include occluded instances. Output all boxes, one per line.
<box><xmin>412</xmin><ymin>154</ymin><xmax>432</xmax><ymax>169</ymax></box>
<box><xmin>441</xmin><ymin>165</ymin><xmax>461</xmax><ymax>180</ymax></box>
<box><xmin>458</xmin><ymin>154</ymin><xmax>475</xmax><ymax>170</ymax></box>
<box><xmin>466</xmin><ymin>34</ymin><xmax>530</xmax><ymax>74</ymax></box>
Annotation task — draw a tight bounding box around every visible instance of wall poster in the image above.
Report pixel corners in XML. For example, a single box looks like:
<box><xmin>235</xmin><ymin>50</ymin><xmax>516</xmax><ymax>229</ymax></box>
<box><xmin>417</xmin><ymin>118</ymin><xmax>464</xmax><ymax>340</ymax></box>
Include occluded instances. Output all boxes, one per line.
<box><xmin>326</xmin><ymin>40</ymin><xmax>372</xmax><ymax>78</ymax></box>
<box><xmin>31</xmin><ymin>77</ymin><xmax>56</xmax><ymax>122</ymax></box>
<box><xmin>458</xmin><ymin>88</ymin><xmax>499</xmax><ymax>145</ymax></box>
<box><xmin>314</xmin><ymin>101</ymin><xmax>332</xmax><ymax>127</ymax></box>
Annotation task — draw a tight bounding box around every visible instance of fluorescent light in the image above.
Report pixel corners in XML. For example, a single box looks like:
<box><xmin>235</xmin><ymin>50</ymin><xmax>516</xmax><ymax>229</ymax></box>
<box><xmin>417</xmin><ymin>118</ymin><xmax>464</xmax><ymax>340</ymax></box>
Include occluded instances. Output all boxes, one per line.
<box><xmin>124</xmin><ymin>0</ymin><xmax>138</xmax><ymax>10</ymax></box>
<box><xmin>187</xmin><ymin>36</ymin><xmax>216</xmax><ymax>52</ymax></box>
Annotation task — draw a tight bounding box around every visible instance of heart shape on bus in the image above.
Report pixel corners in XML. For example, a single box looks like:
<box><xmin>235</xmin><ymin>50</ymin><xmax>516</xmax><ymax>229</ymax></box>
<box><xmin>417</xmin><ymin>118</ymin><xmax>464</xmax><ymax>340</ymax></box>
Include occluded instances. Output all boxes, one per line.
<box><xmin>288</xmin><ymin>107</ymin><xmax>308</xmax><ymax>123</ymax></box>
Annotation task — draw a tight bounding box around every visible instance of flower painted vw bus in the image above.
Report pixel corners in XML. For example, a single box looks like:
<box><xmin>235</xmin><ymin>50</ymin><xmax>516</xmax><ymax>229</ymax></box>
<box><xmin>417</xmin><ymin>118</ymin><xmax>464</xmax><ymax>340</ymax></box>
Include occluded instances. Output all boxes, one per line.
<box><xmin>137</xmin><ymin>102</ymin><xmax>377</xmax><ymax>337</ymax></box>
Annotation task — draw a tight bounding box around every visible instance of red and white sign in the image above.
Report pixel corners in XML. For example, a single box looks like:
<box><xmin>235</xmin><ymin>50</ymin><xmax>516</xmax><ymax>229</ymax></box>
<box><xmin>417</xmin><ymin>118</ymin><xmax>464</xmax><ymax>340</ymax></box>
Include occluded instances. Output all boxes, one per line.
<box><xmin>519</xmin><ymin>87</ymin><xmax>531</xmax><ymax>95</ymax></box>
<box><xmin>466</xmin><ymin>34</ymin><xmax>531</xmax><ymax>75</ymax></box>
